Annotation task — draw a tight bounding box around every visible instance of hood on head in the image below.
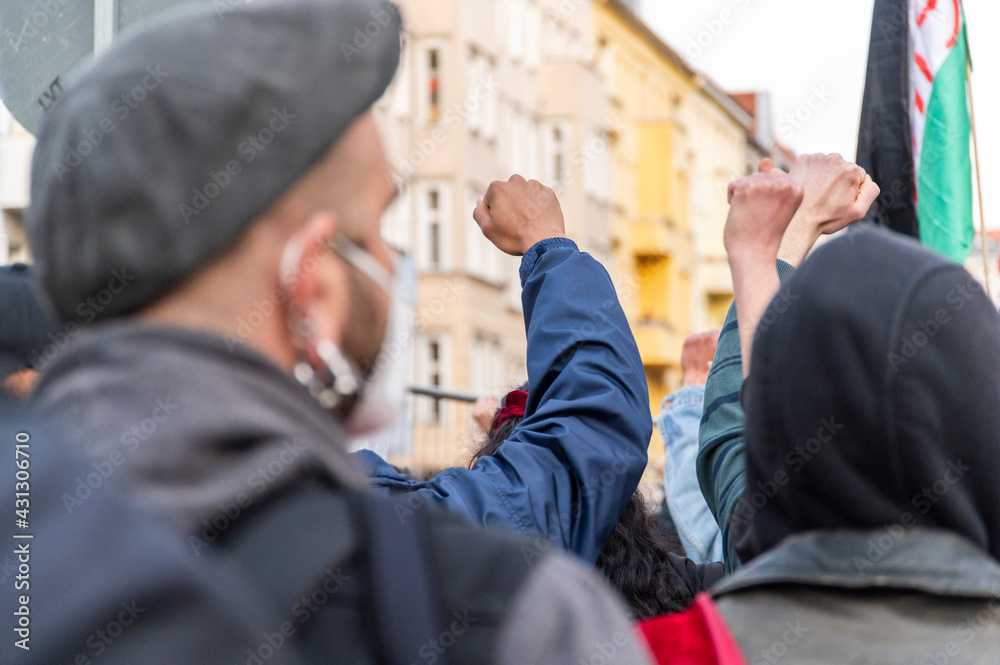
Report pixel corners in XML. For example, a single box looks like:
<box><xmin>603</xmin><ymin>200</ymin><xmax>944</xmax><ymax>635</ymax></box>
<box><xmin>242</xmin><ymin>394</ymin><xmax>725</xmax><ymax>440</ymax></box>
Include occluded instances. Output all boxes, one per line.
<box><xmin>736</xmin><ymin>226</ymin><xmax>1000</xmax><ymax>564</ymax></box>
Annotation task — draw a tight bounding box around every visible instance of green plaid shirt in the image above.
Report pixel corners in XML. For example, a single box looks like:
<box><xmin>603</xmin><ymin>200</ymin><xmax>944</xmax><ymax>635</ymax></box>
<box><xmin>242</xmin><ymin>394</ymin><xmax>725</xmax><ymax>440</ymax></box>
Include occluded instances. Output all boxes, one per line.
<box><xmin>697</xmin><ymin>260</ymin><xmax>795</xmax><ymax>572</ymax></box>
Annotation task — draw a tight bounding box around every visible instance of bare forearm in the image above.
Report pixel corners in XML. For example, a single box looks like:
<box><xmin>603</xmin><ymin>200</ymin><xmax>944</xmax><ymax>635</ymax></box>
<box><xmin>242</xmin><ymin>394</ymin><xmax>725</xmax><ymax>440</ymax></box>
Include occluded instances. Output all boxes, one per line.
<box><xmin>728</xmin><ymin>248</ymin><xmax>781</xmax><ymax>377</ymax></box>
<box><xmin>776</xmin><ymin>215</ymin><xmax>821</xmax><ymax>268</ymax></box>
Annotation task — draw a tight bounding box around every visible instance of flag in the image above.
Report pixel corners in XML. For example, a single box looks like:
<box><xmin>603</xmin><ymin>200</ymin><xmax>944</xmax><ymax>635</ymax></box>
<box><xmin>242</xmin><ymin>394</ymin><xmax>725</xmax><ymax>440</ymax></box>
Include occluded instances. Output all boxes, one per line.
<box><xmin>857</xmin><ymin>0</ymin><xmax>974</xmax><ymax>264</ymax></box>
<box><xmin>909</xmin><ymin>0</ymin><xmax>973</xmax><ymax>263</ymax></box>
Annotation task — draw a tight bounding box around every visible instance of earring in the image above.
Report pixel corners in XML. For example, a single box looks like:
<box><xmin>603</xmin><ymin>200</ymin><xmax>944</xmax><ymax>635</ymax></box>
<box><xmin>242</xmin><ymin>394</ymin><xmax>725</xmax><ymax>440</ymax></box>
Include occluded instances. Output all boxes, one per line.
<box><xmin>293</xmin><ymin>339</ymin><xmax>361</xmax><ymax>410</ymax></box>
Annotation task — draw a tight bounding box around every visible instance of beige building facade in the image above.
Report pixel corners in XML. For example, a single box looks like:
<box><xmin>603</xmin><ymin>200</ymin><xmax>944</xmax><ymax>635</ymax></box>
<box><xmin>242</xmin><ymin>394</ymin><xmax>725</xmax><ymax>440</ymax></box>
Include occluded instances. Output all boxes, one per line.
<box><xmin>372</xmin><ymin>0</ymin><xmax>614</xmax><ymax>469</ymax></box>
<box><xmin>0</xmin><ymin>110</ymin><xmax>34</xmax><ymax>264</ymax></box>
<box><xmin>0</xmin><ymin>0</ymin><xmax>790</xmax><ymax>474</ymax></box>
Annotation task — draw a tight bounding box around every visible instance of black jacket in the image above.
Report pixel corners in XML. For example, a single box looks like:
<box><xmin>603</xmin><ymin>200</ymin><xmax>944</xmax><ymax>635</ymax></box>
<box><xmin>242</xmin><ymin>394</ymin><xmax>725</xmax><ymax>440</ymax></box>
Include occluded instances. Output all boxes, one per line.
<box><xmin>714</xmin><ymin>529</ymin><xmax>1000</xmax><ymax>664</ymax></box>
<box><xmin>722</xmin><ymin>227</ymin><xmax>1000</xmax><ymax>661</ymax></box>
<box><xmin>30</xmin><ymin>323</ymin><xmax>648</xmax><ymax>665</ymax></box>
<box><xmin>0</xmin><ymin>393</ymin><xmax>295</xmax><ymax>665</ymax></box>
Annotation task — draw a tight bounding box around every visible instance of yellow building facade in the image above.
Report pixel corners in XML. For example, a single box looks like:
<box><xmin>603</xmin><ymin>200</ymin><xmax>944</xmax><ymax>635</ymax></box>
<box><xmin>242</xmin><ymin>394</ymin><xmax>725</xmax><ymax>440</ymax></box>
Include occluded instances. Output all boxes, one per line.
<box><xmin>368</xmin><ymin>0</ymin><xmax>769</xmax><ymax>472</ymax></box>
<box><xmin>593</xmin><ymin>0</ymin><xmax>757</xmax><ymax>465</ymax></box>
<box><xmin>0</xmin><ymin>0</ymin><xmax>769</xmax><ymax>475</ymax></box>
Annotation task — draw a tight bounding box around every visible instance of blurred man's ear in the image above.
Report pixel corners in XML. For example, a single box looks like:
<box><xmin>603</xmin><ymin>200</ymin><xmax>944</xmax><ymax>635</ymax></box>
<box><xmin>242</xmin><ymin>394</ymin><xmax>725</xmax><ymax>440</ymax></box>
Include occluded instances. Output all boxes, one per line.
<box><xmin>281</xmin><ymin>210</ymin><xmax>350</xmax><ymax>362</ymax></box>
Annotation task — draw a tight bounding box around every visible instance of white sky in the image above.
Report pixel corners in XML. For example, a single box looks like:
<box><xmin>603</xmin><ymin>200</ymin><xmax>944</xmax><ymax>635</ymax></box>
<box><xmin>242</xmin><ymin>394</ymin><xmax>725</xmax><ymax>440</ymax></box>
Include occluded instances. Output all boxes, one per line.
<box><xmin>642</xmin><ymin>0</ymin><xmax>1000</xmax><ymax>229</ymax></box>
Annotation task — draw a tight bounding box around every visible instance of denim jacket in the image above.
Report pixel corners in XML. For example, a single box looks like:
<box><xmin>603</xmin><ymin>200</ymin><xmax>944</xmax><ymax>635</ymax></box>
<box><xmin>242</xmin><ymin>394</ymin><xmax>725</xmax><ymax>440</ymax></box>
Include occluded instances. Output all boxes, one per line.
<box><xmin>659</xmin><ymin>385</ymin><xmax>723</xmax><ymax>564</ymax></box>
<box><xmin>698</xmin><ymin>260</ymin><xmax>796</xmax><ymax>572</ymax></box>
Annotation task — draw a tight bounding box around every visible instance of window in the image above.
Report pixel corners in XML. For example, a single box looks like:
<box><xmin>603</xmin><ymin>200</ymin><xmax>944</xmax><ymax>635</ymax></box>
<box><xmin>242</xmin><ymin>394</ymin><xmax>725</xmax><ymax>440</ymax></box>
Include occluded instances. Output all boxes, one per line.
<box><xmin>381</xmin><ymin>180</ymin><xmax>412</xmax><ymax>254</ymax></box>
<box><xmin>509</xmin><ymin>107</ymin><xmax>524</xmax><ymax>175</ymax></box>
<box><xmin>506</xmin><ymin>261</ymin><xmax>523</xmax><ymax>312</ymax></box>
<box><xmin>465</xmin><ymin>186</ymin><xmax>502</xmax><ymax>283</ymax></box>
<box><xmin>466</xmin><ymin>48</ymin><xmax>481</xmax><ymax>132</ymax></box>
<box><xmin>482</xmin><ymin>57</ymin><xmax>496</xmax><ymax>139</ymax></box>
<box><xmin>544</xmin><ymin>14</ymin><xmax>567</xmax><ymax>59</ymax></box>
<box><xmin>506</xmin><ymin>354</ymin><xmax>526</xmax><ymax>390</ymax></box>
<box><xmin>391</xmin><ymin>37</ymin><xmax>412</xmax><ymax>118</ymax></box>
<box><xmin>420</xmin><ymin>41</ymin><xmax>445</xmax><ymax>125</ymax></box>
<box><xmin>553</xmin><ymin>127</ymin><xmax>564</xmax><ymax>182</ymax></box>
<box><xmin>417</xmin><ymin>335</ymin><xmax>449</xmax><ymax>424</ymax></box>
<box><xmin>544</xmin><ymin>121</ymin><xmax>569</xmax><ymax>188</ymax></box>
<box><xmin>525</xmin><ymin>1</ymin><xmax>540</xmax><ymax>68</ymax></box>
<box><xmin>470</xmin><ymin>334</ymin><xmax>503</xmax><ymax>396</ymax></box>
<box><xmin>428</xmin><ymin>189</ymin><xmax>440</xmax><ymax>267</ymax></box>
<box><xmin>466</xmin><ymin>49</ymin><xmax>496</xmax><ymax>139</ymax></box>
<box><xmin>584</xmin><ymin>128</ymin><xmax>612</xmax><ymax>203</ymax></box>
<box><xmin>429</xmin><ymin>222</ymin><xmax>440</xmax><ymax>266</ymax></box>
<box><xmin>428</xmin><ymin>49</ymin><xmax>440</xmax><ymax>122</ymax></box>
<box><xmin>494</xmin><ymin>0</ymin><xmax>505</xmax><ymax>46</ymax></box>
<box><xmin>508</xmin><ymin>0</ymin><xmax>524</xmax><ymax>60</ymax></box>
<box><xmin>637</xmin><ymin>255</ymin><xmax>672</xmax><ymax>323</ymax></box>
<box><xmin>596</xmin><ymin>37</ymin><xmax>616</xmax><ymax>87</ymax></box>
<box><xmin>568</xmin><ymin>28</ymin><xmax>585</xmax><ymax>60</ymax></box>
<box><xmin>498</xmin><ymin>105</ymin><xmax>511</xmax><ymax>173</ymax></box>
<box><xmin>417</xmin><ymin>182</ymin><xmax>450</xmax><ymax>272</ymax></box>
<box><xmin>526</xmin><ymin>117</ymin><xmax>539</xmax><ymax>179</ymax></box>
<box><xmin>430</xmin><ymin>341</ymin><xmax>440</xmax><ymax>390</ymax></box>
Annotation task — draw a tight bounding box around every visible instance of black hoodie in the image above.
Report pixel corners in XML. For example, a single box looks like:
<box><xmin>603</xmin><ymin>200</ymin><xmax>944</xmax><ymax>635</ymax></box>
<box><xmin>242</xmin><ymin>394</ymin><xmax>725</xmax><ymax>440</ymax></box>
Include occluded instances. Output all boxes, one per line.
<box><xmin>736</xmin><ymin>226</ymin><xmax>1000</xmax><ymax>564</ymax></box>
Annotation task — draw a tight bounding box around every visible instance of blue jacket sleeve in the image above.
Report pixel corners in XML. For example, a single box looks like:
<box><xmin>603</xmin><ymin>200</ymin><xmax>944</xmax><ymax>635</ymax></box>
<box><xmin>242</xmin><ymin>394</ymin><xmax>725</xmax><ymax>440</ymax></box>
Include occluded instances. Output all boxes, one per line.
<box><xmin>696</xmin><ymin>259</ymin><xmax>796</xmax><ymax>572</ymax></box>
<box><xmin>356</xmin><ymin>238</ymin><xmax>651</xmax><ymax>564</ymax></box>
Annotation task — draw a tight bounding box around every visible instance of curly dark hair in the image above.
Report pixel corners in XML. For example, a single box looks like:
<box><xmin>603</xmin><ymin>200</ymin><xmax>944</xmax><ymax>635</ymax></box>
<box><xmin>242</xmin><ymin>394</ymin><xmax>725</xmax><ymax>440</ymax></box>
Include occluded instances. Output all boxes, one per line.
<box><xmin>470</xmin><ymin>384</ymin><xmax>698</xmax><ymax>620</ymax></box>
<box><xmin>595</xmin><ymin>491</ymin><xmax>694</xmax><ymax>619</ymax></box>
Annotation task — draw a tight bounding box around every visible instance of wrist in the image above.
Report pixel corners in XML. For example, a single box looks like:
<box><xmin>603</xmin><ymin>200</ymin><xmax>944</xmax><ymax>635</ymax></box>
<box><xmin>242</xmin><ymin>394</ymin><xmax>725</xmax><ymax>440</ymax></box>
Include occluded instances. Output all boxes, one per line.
<box><xmin>682</xmin><ymin>370</ymin><xmax>708</xmax><ymax>386</ymax></box>
<box><xmin>519</xmin><ymin>236</ymin><xmax>578</xmax><ymax>285</ymax></box>
<box><xmin>726</xmin><ymin>242</ymin><xmax>779</xmax><ymax>269</ymax></box>
<box><xmin>521</xmin><ymin>232</ymin><xmax>568</xmax><ymax>255</ymax></box>
<box><xmin>776</xmin><ymin>216</ymin><xmax>821</xmax><ymax>267</ymax></box>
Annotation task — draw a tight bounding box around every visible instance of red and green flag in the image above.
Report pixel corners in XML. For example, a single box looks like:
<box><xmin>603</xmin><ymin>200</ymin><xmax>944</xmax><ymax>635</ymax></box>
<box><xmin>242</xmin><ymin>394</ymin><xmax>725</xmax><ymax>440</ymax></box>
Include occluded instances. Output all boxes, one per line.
<box><xmin>857</xmin><ymin>0</ymin><xmax>974</xmax><ymax>264</ymax></box>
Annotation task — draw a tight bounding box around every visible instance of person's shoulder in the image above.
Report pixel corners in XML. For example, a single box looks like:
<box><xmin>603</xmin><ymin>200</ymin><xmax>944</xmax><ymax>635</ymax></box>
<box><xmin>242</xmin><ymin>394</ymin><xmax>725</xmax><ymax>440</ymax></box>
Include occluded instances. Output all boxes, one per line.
<box><xmin>425</xmin><ymin>512</ymin><xmax>651</xmax><ymax>664</ymax></box>
<box><xmin>425</xmin><ymin>510</ymin><xmax>545</xmax><ymax>597</ymax></box>
<box><xmin>498</xmin><ymin>551</ymin><xmax>653</xmax><ymax>665</ymax></box>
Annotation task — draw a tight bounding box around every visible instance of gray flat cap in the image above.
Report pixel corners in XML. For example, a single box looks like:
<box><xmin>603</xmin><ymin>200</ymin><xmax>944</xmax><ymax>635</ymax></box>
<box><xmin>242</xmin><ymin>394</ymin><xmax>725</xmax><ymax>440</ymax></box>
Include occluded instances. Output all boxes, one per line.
<box><xmin>28</xmin><ymin>0</ymin><xmax>401</xmax><ymax>322</ymax></box>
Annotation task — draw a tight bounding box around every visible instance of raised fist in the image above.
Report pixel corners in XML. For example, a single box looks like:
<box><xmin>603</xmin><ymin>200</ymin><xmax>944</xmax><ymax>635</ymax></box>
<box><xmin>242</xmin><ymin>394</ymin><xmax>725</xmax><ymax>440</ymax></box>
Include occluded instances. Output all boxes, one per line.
<box><xmin>724</xmin><ymin>165</ymin><xmax>804</xmax><ymax>260</ymax></box>
<box><xmin>681</xmin><ymin>329</ymin><xmax>721</xmax><ymax>386</ymax></box>
<box><xmin>788</xmin><ymin>153</ymin><xmax>880</xmax><ymax>236</ymax></box>
<box><xmin>473</xmin><ymin>175</ymin><xmax>566</xmax><ymax>256</ymax></box>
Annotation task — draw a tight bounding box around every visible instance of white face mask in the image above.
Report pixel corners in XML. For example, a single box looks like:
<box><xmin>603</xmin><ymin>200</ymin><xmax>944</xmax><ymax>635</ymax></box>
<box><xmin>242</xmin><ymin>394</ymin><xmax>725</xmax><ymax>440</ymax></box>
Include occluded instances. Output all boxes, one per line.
<box><xmin>345</xmin><ymin>281</ymin><xmax>412</xmax><ymax>436</ymax></box>
<box><xmin>283</xmin><ymin>234</ymin><xmax>411</xmax><ymax>436</ymax></box>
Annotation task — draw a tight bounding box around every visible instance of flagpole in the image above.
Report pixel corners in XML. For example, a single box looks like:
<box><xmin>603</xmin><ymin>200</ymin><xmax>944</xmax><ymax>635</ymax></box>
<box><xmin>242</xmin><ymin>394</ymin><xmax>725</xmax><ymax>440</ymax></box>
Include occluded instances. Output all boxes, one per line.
<box><xmin>967</xmin><ymin>62</ymin><xmax>992</xmax><ymax>300</ymax></box>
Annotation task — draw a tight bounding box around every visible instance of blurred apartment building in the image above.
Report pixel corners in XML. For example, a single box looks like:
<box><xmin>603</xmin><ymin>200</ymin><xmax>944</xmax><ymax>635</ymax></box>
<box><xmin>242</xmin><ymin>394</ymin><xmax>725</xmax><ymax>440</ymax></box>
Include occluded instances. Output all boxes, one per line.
<box><xmin>0</xmin><ymin>112</ymin><xmax>33</xmax><ymax>264</ymax></box>
<box><xmin>0</xmin><ymin>0</ymin><xmax>792</xmax><ymax>472</ymax></box>
<box><xmin>372</xmin><ymin>0</ymin><xmax>795</xmax><ymax>470</ymax></box>
<box><xmin>372</xmin><ymin>0</ymin><xmax>610</xmax><ymax>469</ymax></box>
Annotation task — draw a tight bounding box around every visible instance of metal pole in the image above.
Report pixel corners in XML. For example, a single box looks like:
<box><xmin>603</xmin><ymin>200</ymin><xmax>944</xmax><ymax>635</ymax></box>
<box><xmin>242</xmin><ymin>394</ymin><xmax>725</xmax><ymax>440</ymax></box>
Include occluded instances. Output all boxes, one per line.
<box><xmin>94</xmin><ymin>0</ymin><xmax>118</xmax><ymax>56</ymax></box>
<box><xmin>967</xmin><ymin>61</ymin><xmax>992</xmax><ymax>300</ymax></box>
<box><xmin>408</xmin><ymin>385</ymin><xmax>480</xmax><ymax>403</ymax></box>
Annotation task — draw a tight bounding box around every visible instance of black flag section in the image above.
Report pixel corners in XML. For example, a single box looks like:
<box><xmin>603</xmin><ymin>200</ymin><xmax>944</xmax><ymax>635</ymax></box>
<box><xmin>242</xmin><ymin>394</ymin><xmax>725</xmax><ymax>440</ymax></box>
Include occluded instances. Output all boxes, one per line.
<box><xmin>856</xmin><ymin>0</ymin><xmax>919</xmax><ymax>238</ymax></box>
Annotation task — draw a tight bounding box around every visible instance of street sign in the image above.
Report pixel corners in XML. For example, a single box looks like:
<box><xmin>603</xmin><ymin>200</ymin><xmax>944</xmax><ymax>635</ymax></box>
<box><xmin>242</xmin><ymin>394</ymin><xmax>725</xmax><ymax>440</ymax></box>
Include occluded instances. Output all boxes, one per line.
<box><xmin>0</xmin><ymin>0</ymin><xmax>202</xmax><ymax>134</ymax></box>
